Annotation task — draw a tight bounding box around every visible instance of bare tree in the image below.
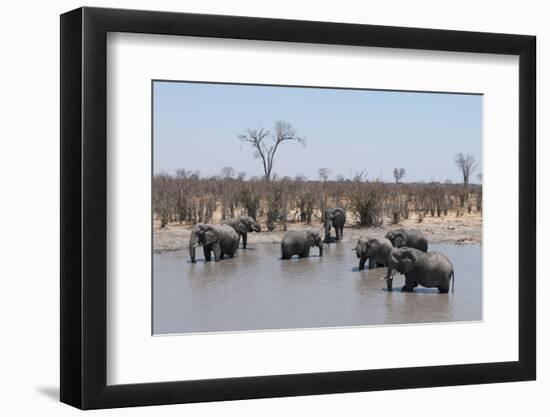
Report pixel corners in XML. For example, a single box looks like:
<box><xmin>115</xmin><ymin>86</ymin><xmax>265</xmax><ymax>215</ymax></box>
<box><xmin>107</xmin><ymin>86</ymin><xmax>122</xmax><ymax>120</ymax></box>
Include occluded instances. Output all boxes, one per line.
<box><xmin>221</xmin><ymin>167</ymin><xmax>235</xmax><ymax>179</ymax></box>
<box><xmin>239</xmin><ymin>121</ymin><xmax>306</xmax><ymax>181</ymax></box>
<box><xmin>454</xmin><ymin>153</ymin><xmax>478</xmax><ymax>185</ymax></box>
<box><xmin>352</xmin><ymin>170</ymin><xmax>367</xmax><ymax>182</ymax></box>
<box><xmin>175</xmin><ymin>168</ymin><xmax>189</xmax><ymax>178</ymax></box>
<box><xmin>318</xmin><ymin>167</ymin><xmax>332</xmax><ymax>182</ymax></box>
<box><xmin>393</xmin><ymin>167</ymin><xmax>406</xmax><ymax>183</ymax></box>
<box><xmin>220</xmin><ymin>166</ymin><xmax>236</xmax><ymax>179</ymax></box>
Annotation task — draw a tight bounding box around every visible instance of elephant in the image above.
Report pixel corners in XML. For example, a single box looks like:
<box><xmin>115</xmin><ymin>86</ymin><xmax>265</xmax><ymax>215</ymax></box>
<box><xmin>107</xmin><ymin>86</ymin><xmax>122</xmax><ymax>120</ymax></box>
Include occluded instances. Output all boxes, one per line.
<box><xmin>222</xmin><ymin>216</ymin><xmax>261</xmax><ymax>249</ymax></box>
<box><xmin>324</xmin><ymin>207</ymin><xmax>346</xmax><ymax>243</ymax></box>
<box><xmin>385</xmin><ymin>247</ymin><xmax>454</xmax><ymax>293</ymax></box>
<box><xmin>384</xmin><ymin>228</ymin><xmax>428</xmax><ymax>252</ymax></box>
<box><xmin>354</xmin><ymin>237</ymin><xmax>393</xmax><ymax>270</ymax></box>
<box><xmin>189</xmin><ymin>223</ymin><xmax>239</xmax><ymax>263</ymax></box>
<box><xmin>281</xmin><ymin>230</ymin><xmax>323</xmax><ymax>259</ymax></box>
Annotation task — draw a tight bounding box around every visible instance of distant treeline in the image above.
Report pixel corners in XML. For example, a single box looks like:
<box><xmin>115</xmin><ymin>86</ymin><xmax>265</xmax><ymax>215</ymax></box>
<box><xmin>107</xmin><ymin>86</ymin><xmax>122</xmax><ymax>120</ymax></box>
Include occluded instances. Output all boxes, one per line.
<box><xmin>153</xmin><ymin>171</ymin><xmax>482</xmax><ymax>231</ymax></box>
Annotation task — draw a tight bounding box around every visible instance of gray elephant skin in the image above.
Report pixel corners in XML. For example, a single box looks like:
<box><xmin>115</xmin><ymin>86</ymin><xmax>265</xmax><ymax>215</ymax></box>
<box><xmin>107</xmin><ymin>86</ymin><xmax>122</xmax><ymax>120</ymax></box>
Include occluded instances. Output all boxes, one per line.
<box><xmin>222</xmin><ymin>216</ymin><xmax>261</xmax><ymax>249</ymax></box>
<box><xmin>354</xmin><ymin>237</ymin><xmax>393</xmax><ymax>270</ymax></box>
<box><xmin>385</xmin><ymin>247</ymin><xmax>454</xmax><ymax>293</ymax></box>
<box><xmin>385</xmin><ymin>228</ymin><xmax>428</xmax><ymax>252</ymax></box>
<box><xmin>189</xmin><ymin>223</ymin><xmax>239</xmax><ymax>263</ymax></box>
<box><xmin>324</xmin><ymin>207</ymin><xmax>346</xmax><ymax>243</ymax></box>
<box><xmin>281</xmin><ymin>230</ymin><xmax>323</xmax><ymax>259</ymax></box>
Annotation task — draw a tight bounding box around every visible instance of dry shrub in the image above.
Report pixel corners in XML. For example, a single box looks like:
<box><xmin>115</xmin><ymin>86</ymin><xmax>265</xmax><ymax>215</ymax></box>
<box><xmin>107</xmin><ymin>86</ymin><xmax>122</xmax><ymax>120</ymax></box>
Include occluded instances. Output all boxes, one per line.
<box><xmin>350</xmin><ymin>183</ymin><xmax>384</xmax><ymax>227</ymax></box>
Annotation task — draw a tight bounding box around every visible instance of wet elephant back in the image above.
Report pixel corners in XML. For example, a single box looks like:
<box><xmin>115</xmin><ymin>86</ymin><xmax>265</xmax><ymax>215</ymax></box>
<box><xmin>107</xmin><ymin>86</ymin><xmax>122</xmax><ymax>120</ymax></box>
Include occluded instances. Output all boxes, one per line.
<box><xmin>217</xmin><ymin>225</ymin><xmax>239</xmax><ymax>253</ymax></box>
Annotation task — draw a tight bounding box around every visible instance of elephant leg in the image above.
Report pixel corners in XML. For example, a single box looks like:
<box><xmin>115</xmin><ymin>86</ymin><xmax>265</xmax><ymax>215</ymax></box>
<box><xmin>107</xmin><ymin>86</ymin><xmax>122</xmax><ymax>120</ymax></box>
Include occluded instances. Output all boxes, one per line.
<box><xmin>368</xmin><ymin>258</ymin><xmax>376</xmax><ymax>270</ymax></box>
<box><xmin>212</xmin><ymin>243</ymin><xmax>222</xmax><ymax>262</ymax></box>
<box><xmin>242</xmin><ymin>233</ymin><xmax>247</xmax><ymax>249</ymax></box>
<box><xmin>358</xmin><ymin>256</ymin><xmax>367</xmax><ymax>270</ymax></box>
<box><xmin>438</xmin><ymin>280</ymin><xmax>449</xmax><ymax>293</ymax></box>
<box><xmin>204</xmin><ymin>247</ymin><xmax>212</xmax><ymax>262</ymax></box>
<box><xmin>302</xmin><ymin>247</ymin><xmax>310</xmax><ymax>258</ymax></box>
<box><xmin>339</xmin><ymin>226</ymin><xmax>344</xmax><ymax>241</ymax></box>
<box><xmin>401</xmin><ymin>275</ymin><xmax>415</xmax><ymax>292</ymax></box>
<box><xmin>281</xmin><ymin>248</ymin><xmax>290</xmax><ymax>260</ymax></box>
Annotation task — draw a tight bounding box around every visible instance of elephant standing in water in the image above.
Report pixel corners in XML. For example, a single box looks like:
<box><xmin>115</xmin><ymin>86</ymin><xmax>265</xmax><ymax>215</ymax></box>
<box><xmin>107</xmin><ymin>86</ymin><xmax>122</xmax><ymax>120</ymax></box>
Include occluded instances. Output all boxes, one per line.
<box><xmin>189</xmin><ymin>223</ymin><xmax>239</xmax><ymax>263</ymax></box>
<box><xmin>222</xmin><ymin>216</ymin><xmax>261</xmax><ymax>249</ymax></box>
<box><xmin>324</xmin><ymin>207</ymin><xmax>346</xmax><ymax>243</ymax></box>
<box><xmin>385</xmin><ymin>247</ymin><xmax>454</xmax><ymax>293</ymax></box>
<box><xmin>385</xmin><ymin>228</ymin><xmax>428</xmax><ymax>252</ymax></box>
<box><xmin>281</xmin><ymin>230</ymin><xmax>323</xmax><ymax>259</ymax></box>
<box><xmin>354</xmin><ymin>237</ymin><xmax>393</xmax><ymax>270</ymax></box>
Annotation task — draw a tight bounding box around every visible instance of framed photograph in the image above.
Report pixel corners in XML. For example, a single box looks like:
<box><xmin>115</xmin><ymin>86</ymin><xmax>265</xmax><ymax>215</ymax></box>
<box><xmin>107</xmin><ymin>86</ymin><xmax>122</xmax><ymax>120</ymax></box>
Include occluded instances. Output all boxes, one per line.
<box><xmin>60</xmin><ymin>7</ymin><xmax>536</xmax><ymax>409</ymax></box>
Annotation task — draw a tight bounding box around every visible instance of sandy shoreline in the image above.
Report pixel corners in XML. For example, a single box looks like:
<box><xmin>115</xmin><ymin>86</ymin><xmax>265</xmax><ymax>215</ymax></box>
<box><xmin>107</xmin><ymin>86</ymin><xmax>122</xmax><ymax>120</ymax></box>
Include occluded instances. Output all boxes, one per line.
<box><xmin>154</xmin><ymin>213</ymin><xmax>481</xmax><ymax>252</ymax></box>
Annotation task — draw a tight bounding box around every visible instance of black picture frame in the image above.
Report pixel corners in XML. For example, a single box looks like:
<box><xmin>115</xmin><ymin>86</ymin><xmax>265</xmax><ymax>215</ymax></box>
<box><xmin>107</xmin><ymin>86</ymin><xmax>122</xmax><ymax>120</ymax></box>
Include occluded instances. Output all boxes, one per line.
<box><xmin>60</xmin><ymin>6</ymin><xmax>536</xmax><ymax>410</ymax></box>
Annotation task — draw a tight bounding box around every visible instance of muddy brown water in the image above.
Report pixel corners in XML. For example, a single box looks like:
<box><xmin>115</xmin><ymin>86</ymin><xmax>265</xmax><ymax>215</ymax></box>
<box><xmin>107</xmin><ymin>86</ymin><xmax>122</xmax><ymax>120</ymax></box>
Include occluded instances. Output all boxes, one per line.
<box><xmin>153</xmin><ymin>243</ymin><xmax>482</xmax><ymax>335</ymax></box>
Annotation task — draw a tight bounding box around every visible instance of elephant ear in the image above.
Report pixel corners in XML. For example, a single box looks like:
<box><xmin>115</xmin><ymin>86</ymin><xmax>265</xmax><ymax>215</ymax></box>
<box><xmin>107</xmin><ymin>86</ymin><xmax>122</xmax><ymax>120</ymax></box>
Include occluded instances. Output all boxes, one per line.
<box><xmin>367</xmin><ymin>239</ymin><xmax>379</xmax><ymax>253</ymax></box>
<box><xmin>398</xmin><ymin>258</ymin><xmax>413</xmax><ymax>274</ymax></box>
<box><xmin>202</xmin><ymin>226</ymin><xmax>219</xmax><ymax>246</ymax></box>
<box><xmin>235</xmin><ymin>220</ymin><xmax>248</xmax><ymax>234</ymax></box>
<box><xmin>397</xmin><ymin>249</ymin><xmax>417</xmax><ymax>274</ymax></box>
<box><xmin>394</xmin><ymin>233</ymin><xmax>406</xmax><ymax>247</ymax></box>
<box><xmin>309</xmin><ymin>231</ymin><xmax>320</xmax><ymax>246</ymax></box>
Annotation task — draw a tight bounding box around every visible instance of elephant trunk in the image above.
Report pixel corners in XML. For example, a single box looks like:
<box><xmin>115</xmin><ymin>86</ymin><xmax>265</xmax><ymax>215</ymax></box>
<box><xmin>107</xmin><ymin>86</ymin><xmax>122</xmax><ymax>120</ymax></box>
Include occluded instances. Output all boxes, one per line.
<box><xmin>318</xmin><ymin>243</ymin><xmax>324</xmax><ymax>257</ymax></box>
<box><xmin>189</xmin><ymin>234</ymin><xmax>199</xmax><ymax>263</ymax></box>
<box><xmin>324</xmin><ymin>220</ymin><xmax>332</xmax><ymax>242</ymax></box>
<box><xmin>385</xmin><ymin>254</ymin><xmax>398</xmax><ymax>291</ymax></box>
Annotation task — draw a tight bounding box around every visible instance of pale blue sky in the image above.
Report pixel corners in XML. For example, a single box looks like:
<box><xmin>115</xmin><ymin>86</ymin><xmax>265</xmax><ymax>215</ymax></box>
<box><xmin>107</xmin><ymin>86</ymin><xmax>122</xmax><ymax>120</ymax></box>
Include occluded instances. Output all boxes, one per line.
<box><xmin>153</xmin><ymin>81</ymin><xmax>482</xmax><ymax>183</ymax></box>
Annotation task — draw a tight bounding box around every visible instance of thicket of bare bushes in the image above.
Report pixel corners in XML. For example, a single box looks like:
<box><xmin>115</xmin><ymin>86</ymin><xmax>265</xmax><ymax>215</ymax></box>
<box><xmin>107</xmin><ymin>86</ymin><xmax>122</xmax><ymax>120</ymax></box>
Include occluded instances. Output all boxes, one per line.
<box><xmin>153</xmin><ymin>171</ymin><xmax>482</xmax><ymax>230</ymax></box>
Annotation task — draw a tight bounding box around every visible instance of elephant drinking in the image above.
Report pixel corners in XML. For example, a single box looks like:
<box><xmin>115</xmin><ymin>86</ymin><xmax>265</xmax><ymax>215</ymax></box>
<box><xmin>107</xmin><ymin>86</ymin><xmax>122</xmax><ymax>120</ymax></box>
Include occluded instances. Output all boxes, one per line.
<box><xmin>222</xmin><ymin>216</ymin><xmax>261</xmax><ymax>249</ymax></box>
<box><xmin>189</xmin><ymin>223</ymin><xmax>239</xmax><ymax>263</ymax></box>
<box><xmin>281</xmin><ymin>230</ymin><xmax>323</xmax><ymax>259</ymax></box>
<box><xmin>385</xmin><ymin>228</ymin><xmax>428</xmax><ymax>252</ymax></box>
<box><xmin>354</xmin><ymin>237</ymin><xmax>393</xmax><ymax>270</ymax></box>
<box><xmin>385</xmin><ymin>247</ymin><xmax>454</xmax><ymax>293</ymax></box>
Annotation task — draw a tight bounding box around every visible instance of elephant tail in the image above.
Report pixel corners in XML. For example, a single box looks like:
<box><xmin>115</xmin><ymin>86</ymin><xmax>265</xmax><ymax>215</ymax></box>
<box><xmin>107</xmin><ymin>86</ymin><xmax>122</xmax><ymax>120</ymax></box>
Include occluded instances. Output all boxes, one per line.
<box><xmin>451</xmin><ymin>270</ymin><xmax>455</xmax><ymax>292</ymax></box>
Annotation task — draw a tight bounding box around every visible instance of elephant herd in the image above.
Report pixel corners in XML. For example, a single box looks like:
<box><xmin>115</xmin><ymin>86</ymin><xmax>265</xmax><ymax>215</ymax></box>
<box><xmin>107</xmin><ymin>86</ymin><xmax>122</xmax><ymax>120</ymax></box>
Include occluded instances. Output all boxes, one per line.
<box><xmin>188</xmin><ymin>216</ymin><xmax>261</xmax><ymax>263</ymax></box>
<box><xmin>356</xmin><ymin>229</ymin><xmax>454</xmax><ymax>294</ymax></box>
<box><xmin>188</xmin><ymin>208</ymin><xmax>454</xmax><ymax>294</ymax></box>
